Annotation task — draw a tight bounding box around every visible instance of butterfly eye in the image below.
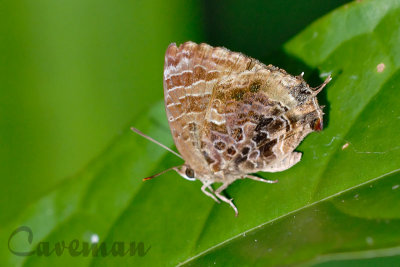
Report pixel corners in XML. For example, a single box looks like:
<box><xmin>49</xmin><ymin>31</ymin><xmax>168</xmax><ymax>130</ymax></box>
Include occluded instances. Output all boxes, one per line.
<box><xmin>185</xmin><ymin>168</ymin><xmax>195</xmax><ymax>178</ymax></box>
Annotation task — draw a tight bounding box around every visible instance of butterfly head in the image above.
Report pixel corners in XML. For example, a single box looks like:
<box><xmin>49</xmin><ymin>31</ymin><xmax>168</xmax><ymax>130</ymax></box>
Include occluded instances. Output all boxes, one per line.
<box><xmin>175</xmin><ymin>165</ymin><xmax>197</xmax><ymax>181</ymax></box>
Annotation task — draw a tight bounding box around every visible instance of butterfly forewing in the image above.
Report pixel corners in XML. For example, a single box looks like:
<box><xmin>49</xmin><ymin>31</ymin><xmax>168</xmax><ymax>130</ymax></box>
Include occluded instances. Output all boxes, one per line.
<box><xmin>164</xmin><ymin>42</ymin><xmax>263</xmax><ymax>176</ymax></box>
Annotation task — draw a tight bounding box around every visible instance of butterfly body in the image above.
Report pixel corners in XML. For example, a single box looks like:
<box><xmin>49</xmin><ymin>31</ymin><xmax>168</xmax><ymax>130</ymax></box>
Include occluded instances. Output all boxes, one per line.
<box><xmin>163</xmin><ymin>41</ymin><xmax>329</xmax><ymax>215</ymax></box>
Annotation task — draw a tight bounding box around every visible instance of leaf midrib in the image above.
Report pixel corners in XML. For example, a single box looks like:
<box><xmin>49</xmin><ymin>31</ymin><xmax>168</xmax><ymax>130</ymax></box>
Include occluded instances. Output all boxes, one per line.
<box><xmin>178</xmin><ymin>167</ymin><xmax>400</xmax><ymax>266</ymax></box>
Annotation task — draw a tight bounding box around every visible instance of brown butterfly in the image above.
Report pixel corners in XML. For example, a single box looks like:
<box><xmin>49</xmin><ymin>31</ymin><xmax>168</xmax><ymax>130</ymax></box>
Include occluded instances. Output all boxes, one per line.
<box><xmin>132</xmin><ymin>41</ymin><xmax>330</xmax><ymax>216</ymax></box>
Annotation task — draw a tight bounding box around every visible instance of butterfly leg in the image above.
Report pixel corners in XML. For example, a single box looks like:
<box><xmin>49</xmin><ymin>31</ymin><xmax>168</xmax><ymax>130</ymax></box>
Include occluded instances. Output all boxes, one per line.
<box><xmin>244</xmin><ymin>175</ymin><xmax>278</xmax><ymax>184</ymax></box>
<box><xmin>201</xmin><ymin>183</ymin><xmax>220</xmax><ymax>203</ymax></box>
<box><xmin>215</xmin><ymin>182</ymin><xmax>238</xmax><ymax>216</ymax></box>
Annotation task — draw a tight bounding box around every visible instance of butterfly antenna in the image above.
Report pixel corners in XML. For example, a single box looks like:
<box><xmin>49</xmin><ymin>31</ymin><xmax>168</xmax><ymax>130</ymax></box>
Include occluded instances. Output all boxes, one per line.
<box><xmin>142</xmin><ymin>165</ymin><xmax>182</xmax><ymax>181</ymax></box>
<box><xmin>312</xmin><ymin>75</ymin><xmax>332</xmax><ymax>96</ymax></box>
<box><xmin>130</xmin><ymin>127</ymin><xmax>183</xmax><ymax>159</ymax></box>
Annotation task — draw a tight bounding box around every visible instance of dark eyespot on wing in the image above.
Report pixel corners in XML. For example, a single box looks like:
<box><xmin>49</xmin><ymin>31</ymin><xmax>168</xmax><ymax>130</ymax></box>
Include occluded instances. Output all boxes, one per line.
<box><xmin>255</xmin><ymin>117</ymin><xmax>273</xmax><ymax>131</ymax></box>
<box><xmin>252</xmin><ymin>132</ymin><xmax>267</xmax><ymax>145</ymax></box>
<box><xmin>234</xmin><ymin>154</ymin><xmax>247</xmax><ymax>165</ymax></box>
<box><xmin>227</xmin><ymin>146</ymin><xmax>236</xmax><ymax>155</ymax></box>
<box><xmin>241</xmin><ymin>146</ymin><xmax>250</xmax><ymax>155</ymax></box>
<box><xmin>260</xmin><ymin>139</ymin><xmax>277</xmax><ymax>158</ymax></box>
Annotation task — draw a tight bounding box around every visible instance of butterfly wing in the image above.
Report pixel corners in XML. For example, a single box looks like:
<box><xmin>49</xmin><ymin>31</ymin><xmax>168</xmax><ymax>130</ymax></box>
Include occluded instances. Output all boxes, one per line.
<box><xmin>201</xmin><ymin>66</ymin><xmax>323</xmax><ymax>178</ymax></box>
<box><xmin>164</xmin><ymin>42</ymin><xmax>323</xmax><ymax>181</ymax></box>
<box><xmin>163</xmin><ymin>42</ymin><xmax>265</xmax><ymax>177</ymax></box>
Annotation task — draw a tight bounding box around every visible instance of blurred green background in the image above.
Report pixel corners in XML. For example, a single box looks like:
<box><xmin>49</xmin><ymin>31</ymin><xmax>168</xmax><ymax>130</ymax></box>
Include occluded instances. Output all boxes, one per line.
<box><xmin>0</xmin><ymin>0</ymin><xmax>350</xmax><ymax>226</ymax></box>
<box><xmin>0</xmin><ymin>0</ymin><xmax>204</xmax><ymax>224</ymax></box>
<box><xmin>4</xmin><ymin>0</ymin><xmax>400</xmax><ymax>266</ymax></box>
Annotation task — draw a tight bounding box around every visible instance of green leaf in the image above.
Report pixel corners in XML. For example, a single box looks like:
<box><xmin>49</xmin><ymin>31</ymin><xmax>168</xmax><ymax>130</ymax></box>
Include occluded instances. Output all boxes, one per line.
<box><xmin>0</xmin><ymin>0</ymin><xmax>203</xmax><ymax>226</ymax></box>
<box><xmin>2</xmin><ymin>0</ymin><xmax>400</xmax><ymax>266</ymax></box>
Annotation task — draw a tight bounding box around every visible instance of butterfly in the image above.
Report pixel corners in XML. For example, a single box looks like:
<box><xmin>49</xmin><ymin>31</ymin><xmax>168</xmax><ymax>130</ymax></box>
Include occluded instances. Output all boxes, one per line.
<box><xmin>132</xmin><ymin>41</ymin><xmax>330</xmax><ymax>216</ymax></box>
